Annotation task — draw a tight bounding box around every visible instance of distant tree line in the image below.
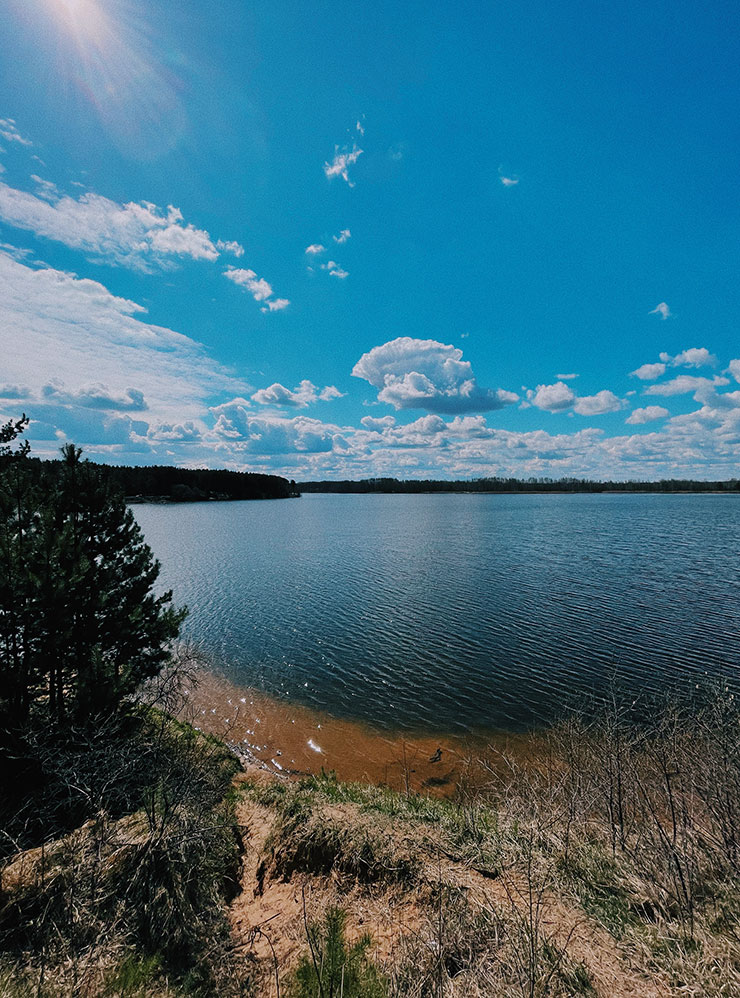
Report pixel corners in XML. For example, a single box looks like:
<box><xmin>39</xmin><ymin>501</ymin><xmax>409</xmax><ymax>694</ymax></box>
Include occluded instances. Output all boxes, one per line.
<box><xmin>6</xmin><ymin>456</ymin><xmax>297</xmax><ymax>502</ymax></box>
<box><xmin>298</xmin><ymin>476</ymin><xmax>740</xmax><ymax>494</ymax></box>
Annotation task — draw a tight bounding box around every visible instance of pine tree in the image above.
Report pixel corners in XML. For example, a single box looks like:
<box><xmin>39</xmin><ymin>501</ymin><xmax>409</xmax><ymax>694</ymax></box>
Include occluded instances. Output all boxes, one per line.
<box><xmin>0</xmin><ymin>424</ymin><xmax>186</xmax><ymax>734</ymax></box>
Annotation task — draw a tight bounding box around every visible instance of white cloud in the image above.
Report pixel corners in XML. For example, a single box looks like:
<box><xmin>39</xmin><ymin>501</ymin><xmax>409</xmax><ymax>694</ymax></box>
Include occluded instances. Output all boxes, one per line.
<box><xmin>42</xmin><ymin>382</ymin><xmax>147</xmax><ymax>411</ymax></box>
<box><xmin>729</xmin><ymin>359</ymin><xmax>740</xmax><ymax>383</ymax></box>
<box><xmin>224</xmin><ymin>268</ymin><xmax>289</xmax><ymax>311</ymax></box>
<box><xmin>649</xmin><ymin>302</ymin><xmax>671</xmax><ymax>319</ymax></box>
<box><xmin>0</xmin><ymin>118</ymin><xmax>32</xmax><ymax>146</ymax></box>
<box><xmin>333</xmin><ymin>229</ymin><xmax>351</xmax><ymax>244</ymax></box>
<box><xmin>500</xmin><ymin>176</ymin><xmax>519</xmax><ymax>187</ymax></box>
<box><xmin>659</xmin><ymin>347</ymin><xmax>717</xmax><ymax>368</ymax></box>
<box><xmin>573</xmin><ymin>391</ymin><xmax>624</xmax><ymax>416</ymax></box>
<box><xmin>645</xmin><ymin>375</ymin><xmax>729</xmax><ymax>398</ymax></box>
<box><xmin>356</xmin><ymin>120</ymin><xmax>365</xmax><ymax>136</ymax></box>
<box><xmin>528</xmin><ymin>382</ymin><xmax>576</xmax><ymax>413</ymax></box>
<box><xmin>352</xmin><ymin>337</ymin><xmax>515</xmax><ymax>414</ymax></box>
<box><xmin>361</xmin><ymin>415</ymin><xmax>396</xmax><ymax>431</ymax></box>
<box><xmin>261</xmin><ymin>298</ymin><xmax>290</xmax><ymax>313</ymax></box>
<box><xmin>305</xmin><ymin>243</ymin><xmax>326</xmax><ymax>255</ymax></box>
<box><xmin>211</xmin><ymin>400</ymin><xmax>343</xmax><ymax>454</ymax></box>
<box><xmin>251</xmin><ymin>380</ymin><xmax>344</xmax><ymax>408</ymax></box>
<box><xmin>216</xmin><ymin>239</ymin><xmax>244</xmax><ymax>257</ymax></box>
<box><xmin>328</xmin><ymin>264</ymin><xmax>348</xmax><ymax>279</ymax></box>
<box><xmin>30</xmin><ymin>175</ymin><xmax>59</xmax><ymax>201</ymax></box>
<box><xmin>0</xmin><ymin>249</ymin><xmax>244</xmax><ymax>458</ymax></box>
<box><xmin>149</xmin><ymin>421</ymin><xmax>202</xmax><ymax>442</ymax></box>
<box><xmin>556</xmin><ymin>373</ymin><xmax>578</xmax><ymax>380</ymax></box>
<box><xmin>324</xmin><ymin>144</ymin><xmax>363</xmax><ymax>186</ymax></box>
<box><xmin>626</xmin><ymin>406</ymin><xmax>670</xmax><ymax>425</ymax></box>
<box><xmin>631</xmin><ymin>362</ymin><xmax>666</xmax><ymax>380</ymax></box>
<box><xmin>0</xmin><ymin>181</ymin><xmax>223</xmax><ymax>271</ymax></box>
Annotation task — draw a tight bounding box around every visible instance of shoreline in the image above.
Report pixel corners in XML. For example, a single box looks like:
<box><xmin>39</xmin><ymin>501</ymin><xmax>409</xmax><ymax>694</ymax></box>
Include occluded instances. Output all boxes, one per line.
<box><xmin>180</xmin><ymin>666</ymin><xmax>542</xmax><ymax>796</ymax></box>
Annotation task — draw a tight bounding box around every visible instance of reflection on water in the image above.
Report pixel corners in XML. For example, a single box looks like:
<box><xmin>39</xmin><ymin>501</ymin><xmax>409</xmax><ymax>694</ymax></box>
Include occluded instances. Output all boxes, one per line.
<box><xmin>134</xmin><ymin>493</ymin><xmax>740</xmax><ymax>733</ymax></box>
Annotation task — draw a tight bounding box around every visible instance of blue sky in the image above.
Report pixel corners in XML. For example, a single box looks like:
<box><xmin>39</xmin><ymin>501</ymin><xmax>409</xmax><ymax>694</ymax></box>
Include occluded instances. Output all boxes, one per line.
<box><xmin>1</xmin><ymin>0</ymin><xmax>739</xmax><ymax>480</ymax></box>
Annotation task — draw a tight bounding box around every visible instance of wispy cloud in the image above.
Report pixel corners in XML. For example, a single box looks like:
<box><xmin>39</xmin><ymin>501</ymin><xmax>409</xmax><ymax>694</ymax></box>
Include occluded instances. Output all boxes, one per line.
<box><xmin>649</xmin><ymin>302</ymin><xmax>671</xmax><ymax>319</ymax></box>
<box><xmin>556</xmin><ymin>373</ymin><xmax>578</xmax><ymax>380</ymax></box>
<box><xmin>224</xmin><ymin>267</ymin><xmax>290</xmax><ymax>312</ymax></box>
<box><xmin>305</xmin><ymin>243</ymin><xmax>326</xmax><ymax>255</ymax></box>
<box><xmin>333</xmin><ymin>228</ymin><xmax>351</xmax><ymax>244</ymax></box>
<box><xmin>324</xmin><ymin>143</ymin><xmax>363</xmax><ymax>186</ymax></box>
<box><xmin>326</xmin><ymin>261</ymin><xmax>348</xmax><ymax>279</ymax></box>
<box><xmin>356</xmin><ymin>120</ymin><xmax>365</xmax><ymax>136</ymax></box>
<box><xmin>0</xmin><ymin>118</ymin><xmax>32</xmax><ymax>146</ymax></box>
<box><xmin>498</xmin><ymin>166</ymin><xmax>519</xmax><ymax>186</ymax></box>
<box><xmin>0</xmin><ymin>180</ymin><xmax>228</xmax><ymax>272</ymax></box>
<box><xmin>216</xmin><ymin>239</ymin><xmax>244</xmax><ymax>257</ymax></box>
<box><xmin>0</xmin><ymin>248</ymin><xmax>243</xmax><ymax>455</ymax></box>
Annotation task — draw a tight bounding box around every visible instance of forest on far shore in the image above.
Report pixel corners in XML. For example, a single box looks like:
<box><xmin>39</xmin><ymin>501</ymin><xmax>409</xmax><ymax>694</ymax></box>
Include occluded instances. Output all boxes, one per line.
<box><xmin>15</xmin><ymin>457</ymin><xmax>297</xmax><ymax>502</ymax></box>
<box><xmin>298</xmin><ymin>476</ymin><xmax>740</xmax><ymax>494</ymax></box>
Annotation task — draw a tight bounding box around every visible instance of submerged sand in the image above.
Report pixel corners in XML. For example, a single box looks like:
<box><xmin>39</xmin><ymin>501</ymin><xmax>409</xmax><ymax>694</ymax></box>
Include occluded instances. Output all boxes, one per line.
<box><xmin>180</xmin><ymin>667</ymin><xmax>541</xmax><ymax>796</ymax></box>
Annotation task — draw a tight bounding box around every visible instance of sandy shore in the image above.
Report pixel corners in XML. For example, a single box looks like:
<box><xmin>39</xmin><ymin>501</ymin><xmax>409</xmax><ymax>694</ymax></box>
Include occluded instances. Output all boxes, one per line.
<box><xmin>179</xmin><ymin>666</ymin><xmax>542</xmax><ymax>796</ymax></box>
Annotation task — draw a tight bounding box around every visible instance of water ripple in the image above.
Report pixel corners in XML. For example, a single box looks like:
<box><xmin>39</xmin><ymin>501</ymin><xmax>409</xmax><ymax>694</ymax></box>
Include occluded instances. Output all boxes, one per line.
<box><xmin>133</xmin><ymin>493</ymin><xmax>740</xmax><ymax>733</ymax></box>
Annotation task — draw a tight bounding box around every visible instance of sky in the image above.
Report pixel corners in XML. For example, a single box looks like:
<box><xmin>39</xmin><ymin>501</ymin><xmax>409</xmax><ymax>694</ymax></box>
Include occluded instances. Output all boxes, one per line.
<box><xmin>0</xmin><ymin>0</ymin><xmax>739</xmax><ymax>481</ymax></box>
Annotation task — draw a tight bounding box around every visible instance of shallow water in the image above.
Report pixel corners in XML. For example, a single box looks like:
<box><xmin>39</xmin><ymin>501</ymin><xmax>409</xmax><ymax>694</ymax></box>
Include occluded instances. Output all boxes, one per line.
<box><xmin>133</xmin><ymin>492</ymin><xmax>740</xmax><ymax>733</ymax></box>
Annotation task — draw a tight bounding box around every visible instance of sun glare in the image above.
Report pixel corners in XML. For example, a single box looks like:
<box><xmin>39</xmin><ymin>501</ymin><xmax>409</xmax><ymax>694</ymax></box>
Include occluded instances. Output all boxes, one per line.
<box><xmin>54</xmin><ymin>0</ymin><xmax>90</xmax><ymax>19</ymax></box>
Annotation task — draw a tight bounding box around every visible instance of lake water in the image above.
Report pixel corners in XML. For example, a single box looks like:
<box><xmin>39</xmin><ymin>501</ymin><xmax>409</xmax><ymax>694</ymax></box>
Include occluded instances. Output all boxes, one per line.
<box><xmin>133</xmin><ymin>493</ymin><xmax>740</xmax><ymax>734</ymax></box>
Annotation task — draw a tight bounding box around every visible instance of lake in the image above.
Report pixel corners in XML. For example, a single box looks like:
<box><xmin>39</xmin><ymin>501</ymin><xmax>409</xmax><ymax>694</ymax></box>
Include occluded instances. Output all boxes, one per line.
<box><xmin>133</xmin><ymin>493</ymin><xmax>740</xmax><ymax>734</ymax></box>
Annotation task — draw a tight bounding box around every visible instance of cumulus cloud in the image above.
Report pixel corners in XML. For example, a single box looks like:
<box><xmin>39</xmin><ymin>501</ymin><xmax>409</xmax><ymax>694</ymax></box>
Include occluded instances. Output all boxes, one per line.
<box><xmin>659</xmin><ymin>347</ymin><xmax>717</xmax><ymax>369</ymax></box>
<box><xmin>645</xmin><ymin>375</ymin><xmax>729</xmax><ymax>398</ymax></box>
<box><xmin>333</xmin><ymin>228</ymin><xmax>351</xmax><ymax>244</ymax></box>
<box><xmin>251</xmin><ymin>380</ymin><xmax>344</xmax><ymax>408</ymax></box>
<box><xmin>360</xmin><ymin>415</ymin><xmax>396</xmax><ymax>431</ymax></box>
<box><xmin>352</xmin><ymin>337</ymin><xmax>516</xmax><ymax>414</ymax></box>
<box><xmin>324</xmin><ymin>144</ymin><xmax>363</xmax><ymax>186</ymax></box>
<box><xmin>631</xmin><ymin>362</ymin><xmax>666</xmax><ymax>380</ymax></box>
<box><xmin>211</xmin><ymin>400</ymin><xmax>343</xmax><ymax>454</ymax></box>
<box><xmin>224</xmin><ymin>268</ymin><xmax>289</xmax><ymax>311</ymax></box>
<box><xmin>0</xmin><ymin>182</ymin><xmax>228</xmax><ymax>272</ymax></box>
<box><xmin>573</xmin><ymin>391</ymin><xmax>624</xmax><ymax>416</ymax></box>
<box><xmin>305</xmin><ymin>243</ymin><xmax>326</xmax><ymax>255</ymax></box>
<box><xmin>649</xmin><ymin>302</ymin><xmax>671</xmax><ymax>319</ymax></box>
<box><xmin>528</xmin><ymin>382</ymin><xmax>576</xmax><ymax>413</ymax></box>
<box><xmin>0</xmin><ymin>118</ymin><xmax>32</xmax><ymax>146</ymax></box>
<box><xmin>729</xmin><ymin>359</ymin><xmax>740</xmax><ymax>383</ymax></box>
<box><xmin>41</xmin><ymin>382</ymin><xmax>147</xmax><ymax>411</ymax></box>
<box><xmin>149</xmin><ymin>421</ymin><xmax>202</xmax><ymax>442</ymax></box>
<box><xmin>626</xmin><ymin>406</ymin><xmax>670</xmax><ymax>425</ymax></box>
<box><xmin>328</xmin><ymin>263</ymin><xmax>348</xmax><ymax>279</ymax></box>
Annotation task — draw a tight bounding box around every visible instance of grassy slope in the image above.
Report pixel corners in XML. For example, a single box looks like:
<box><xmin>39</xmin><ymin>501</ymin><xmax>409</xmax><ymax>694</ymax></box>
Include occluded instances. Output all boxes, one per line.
<box><xmin>5</xmin><ymin>693</ymin><xmax>740</xmax><ymax>997</ymax></box>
